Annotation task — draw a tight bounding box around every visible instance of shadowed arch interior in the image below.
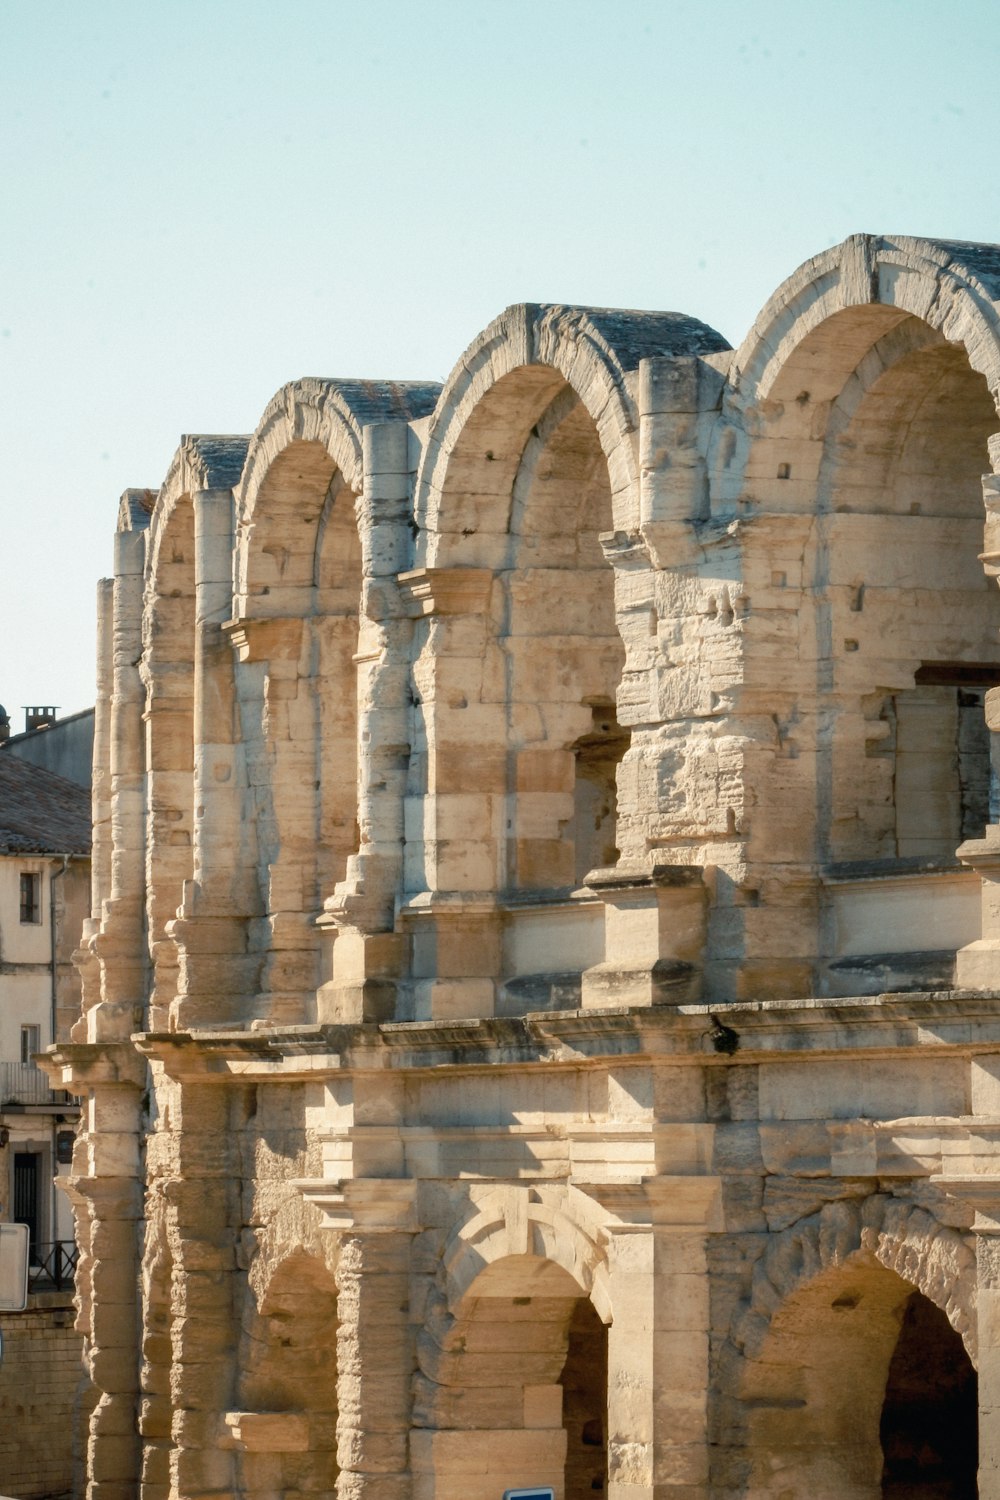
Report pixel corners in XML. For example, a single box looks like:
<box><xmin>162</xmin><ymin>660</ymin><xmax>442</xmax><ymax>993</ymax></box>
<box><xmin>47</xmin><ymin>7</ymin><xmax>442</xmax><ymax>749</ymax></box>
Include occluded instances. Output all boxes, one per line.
<box><xmin>415</xmin><ymin>1255</ymin><xmax>607</xmax><ymax>1500</ymax></box>
<box><xmin>237</xmin><ymin>438</ymin><xmax>363</xmax><ymax>1023</ymax></box>
<box><xmin>734</xmin><ymin>1255</ymin><xmax>977</xmax><ymax>1500</ymax></box>
<box><xmin>409</xmin><ymin>366</ymin><xmax>626</xmax><ymax>906</ymax></box>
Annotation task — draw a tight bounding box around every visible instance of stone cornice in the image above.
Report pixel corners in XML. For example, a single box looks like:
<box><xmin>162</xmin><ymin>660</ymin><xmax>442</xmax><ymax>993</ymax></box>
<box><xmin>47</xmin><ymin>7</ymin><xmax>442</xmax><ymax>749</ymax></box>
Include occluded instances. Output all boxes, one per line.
<box><xmin>127</xmin><ymin>989</ymin><xmax>1000</xmax><ymax>1081</ymax></box>
<box><xmin>41</xmin><ymin>1040</ymin><xmax>147</xmax><ymax>1092</ymax></box>
<box><xmin>397</xmin><ymin>567</ymin><xmax>492</xmax><ymax>618</ymax></box>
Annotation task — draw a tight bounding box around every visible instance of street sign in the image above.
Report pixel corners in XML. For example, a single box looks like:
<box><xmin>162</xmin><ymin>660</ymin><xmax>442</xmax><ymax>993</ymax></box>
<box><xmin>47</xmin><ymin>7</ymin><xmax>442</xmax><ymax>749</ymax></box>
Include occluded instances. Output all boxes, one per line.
<box><xmin>0</xmin><ymin>1224</ymin><xmax>29</xmax><ymax>1311</ymax></box>
<box><xmin>503</xmin><ymin>1490</ymin><xmax>555</xmax><ymax>1500</ymax></box>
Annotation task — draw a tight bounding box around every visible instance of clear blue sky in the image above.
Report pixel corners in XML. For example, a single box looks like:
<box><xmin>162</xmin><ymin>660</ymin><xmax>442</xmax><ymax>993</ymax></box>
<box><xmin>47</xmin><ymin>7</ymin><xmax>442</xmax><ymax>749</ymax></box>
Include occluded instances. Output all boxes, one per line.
<box><xmin>1</xmin><ymin>0</ymin><xmax>998</xmax><ymax>722</ymax></box>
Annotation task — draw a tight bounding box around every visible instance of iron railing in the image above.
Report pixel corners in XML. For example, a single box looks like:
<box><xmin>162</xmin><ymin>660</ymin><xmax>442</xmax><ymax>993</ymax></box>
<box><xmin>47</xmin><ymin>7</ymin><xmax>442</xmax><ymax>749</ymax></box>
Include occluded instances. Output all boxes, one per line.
<box><xmin>27</xmin><ymin>1241</ymin><xmax>78</xmax><ymax>1292</ymax></box>
<box><xmin>0</xmin><ymin>1061</ymin><xmax>66</xmax><ymax>1107</ymax></box>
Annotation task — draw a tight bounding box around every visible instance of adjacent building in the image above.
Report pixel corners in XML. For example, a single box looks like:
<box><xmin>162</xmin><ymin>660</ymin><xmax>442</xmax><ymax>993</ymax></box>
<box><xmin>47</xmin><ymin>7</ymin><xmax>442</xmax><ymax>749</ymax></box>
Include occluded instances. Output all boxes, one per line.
<box><xmin>47</xmin><ymin>234</ymin><xmax>1000</xmax><ymax>1500</ymax></box>
<box><xmin>0</xmin><ymin>745</ymin><xmax>91</xmax><ymax>1497</ymax></box>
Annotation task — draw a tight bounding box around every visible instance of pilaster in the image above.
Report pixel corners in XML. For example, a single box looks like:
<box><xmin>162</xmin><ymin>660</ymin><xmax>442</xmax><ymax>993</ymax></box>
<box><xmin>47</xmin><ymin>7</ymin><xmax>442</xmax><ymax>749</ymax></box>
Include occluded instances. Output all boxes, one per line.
<box><xmin>170</xmin><ymin>488</ymin><xmax>260</xmax><ymax>1029</ymax></box>
<box><xmin>582</xmin><ymin>865</ymin><xmax>706</xmax><ymax>1008</ymax></box>
<box><xmin>577</xmin><ymin>1176</ymin><xmax>721</xmax><ymax>1500</ymax></box>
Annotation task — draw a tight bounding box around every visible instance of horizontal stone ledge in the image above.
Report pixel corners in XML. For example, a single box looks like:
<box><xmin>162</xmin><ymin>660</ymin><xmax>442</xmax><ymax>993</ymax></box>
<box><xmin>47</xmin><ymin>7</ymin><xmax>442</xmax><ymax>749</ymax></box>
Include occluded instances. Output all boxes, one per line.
<box><xmin>220</xmin><ymin>1410</ymin><xmax>310</xmax><ymax>1452</ymax></box>
<box><xmin>124</xmin><ymin>988</ymin><xmax>1000</xmax><ymax>1079</ymax></box>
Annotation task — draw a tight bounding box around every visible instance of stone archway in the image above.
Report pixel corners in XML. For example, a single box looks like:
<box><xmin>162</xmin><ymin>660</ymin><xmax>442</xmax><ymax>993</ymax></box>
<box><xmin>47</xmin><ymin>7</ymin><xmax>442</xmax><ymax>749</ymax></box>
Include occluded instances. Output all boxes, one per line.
<box><xmin>415</xmin><ymin>1254</ymin><xmax>608</xmax><ymax>1500</ymax></box>
<box><xmin>234</xmin><ymin>1249</ymin><xmax>340</xmax><ymax>1500</ymax></box>
<box><xmin>725</xmin><ymin>1197</ymin><xmax>977</xmax><ymax>1499</ymax></box>
<box><xmin>232</xmin><ymin>379</ymin><xmax>437</xmax><ymax>1024</ymax></box>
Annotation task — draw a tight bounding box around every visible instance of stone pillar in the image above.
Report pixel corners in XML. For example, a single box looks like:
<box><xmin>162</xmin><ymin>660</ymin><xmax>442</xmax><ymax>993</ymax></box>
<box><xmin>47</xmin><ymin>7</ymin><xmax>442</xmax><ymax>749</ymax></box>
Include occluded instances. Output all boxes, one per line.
<box><xmin>394</xmin><ymin>564</ymin><xmax>501</xmax><ymax>1020</ymax></box>
<box><xmin>957</xmin><ymin>739</ymin><xmax>1000</xmax><ymax>984</ymax></box>
<box><xmin>584</xmin><ymin>1177</ymin><xmax>720</xmax><ymax>1500</ymax></box>
<box><xmin>76</xmin><ymin>576</ymin><xmax>117</xmax><ymax>1032</ymax></box>
<box><xmin>44</xmin><ymin>1043</ymin><xmax>147</xmax><ymax>1500</ymax></box>
<box><xmin>89</xmin><ymin>530</ymin><xmax>147</xmax><ymax>1042</ymax></box>
<box><xmin>301</xmin><ymin>1179</ymin><xmax>418</xmax><ymax>1500</ymax></box>
<box><xmin>162</xmin><ymin>1080</ymin><xmax>241</xmax><ymax>1500</ymax></box>
<box><xmin>170</xmin><ymin>488</ymin><xmax>260</xmax><ymax>1029</ymax></box>
<box><xmin>226</xmin><ymin>613</ymin><xmax>318</xmax><ymax>1026</ymax></box>
<box><xmin>319</xmin><ymin>424</ymin><xmax>415</xmax><ymax>1024</ymax></box>
<box><xmin>582</xmin><ymin>866</ymin><xmax>706</xmax><ymax>1008</ymax></box>
<box><xmin>931</xmin><ymin>1173</ymin><xmax>1000</xmax><ymax>1500</ymax></box>
<box><xmin>934</xmin><ymin>1106</ymin><xmax>1000</xmax><ymax>1500</ymax></box>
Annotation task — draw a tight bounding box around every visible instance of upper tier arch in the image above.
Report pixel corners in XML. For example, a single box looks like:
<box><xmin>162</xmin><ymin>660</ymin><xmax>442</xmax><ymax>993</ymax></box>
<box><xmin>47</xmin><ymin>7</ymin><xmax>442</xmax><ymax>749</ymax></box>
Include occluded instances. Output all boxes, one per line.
<box><xmin>414</xmin><ymin>301</ymin><xmax>728</xmax><ymax>548</ymax></box>
<box><xmin>234</xmin><ymin>376</ymin><xmax>440</xmax><ymax>614</ymax></box>
<box><xmin>731</xmin><ymin>232</ymin><xmax>1000</xmax><ymax>413</ymax></box>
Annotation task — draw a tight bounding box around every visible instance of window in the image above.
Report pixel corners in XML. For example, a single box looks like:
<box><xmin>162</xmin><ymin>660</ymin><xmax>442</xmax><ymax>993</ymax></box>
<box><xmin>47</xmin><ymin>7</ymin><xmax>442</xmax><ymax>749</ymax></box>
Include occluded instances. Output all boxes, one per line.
<box><xmin>20</xmin><ymin>1025</ymin><xmax>40</xmax><ymax>1064</ymax></box>
<box><xmin>19</xmin><ymin>872</ymin><xmax>41</xmax><ymax>924</ymax></box>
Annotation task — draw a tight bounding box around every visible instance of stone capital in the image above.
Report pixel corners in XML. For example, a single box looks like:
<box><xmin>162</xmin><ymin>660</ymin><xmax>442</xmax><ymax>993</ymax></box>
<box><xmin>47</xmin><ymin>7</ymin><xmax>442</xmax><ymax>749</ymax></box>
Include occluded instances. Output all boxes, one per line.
<box><xmin>397</xmin><ymin>566</ymin><xmax>492</xmax><ymax>617</ymax></box>
<box><xmin>294</xmin><ymin>1175</ymin><xmax>418</xmax><ymax>1233</ymax></box>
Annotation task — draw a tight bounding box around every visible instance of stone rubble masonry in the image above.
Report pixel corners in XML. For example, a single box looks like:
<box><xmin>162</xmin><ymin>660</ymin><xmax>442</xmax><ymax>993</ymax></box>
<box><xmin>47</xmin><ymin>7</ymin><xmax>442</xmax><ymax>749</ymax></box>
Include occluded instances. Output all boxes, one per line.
<box><xmin>39</xmin><ymin>234</ymin><xmax>1000</xmax><ymax>1499</ymax></box>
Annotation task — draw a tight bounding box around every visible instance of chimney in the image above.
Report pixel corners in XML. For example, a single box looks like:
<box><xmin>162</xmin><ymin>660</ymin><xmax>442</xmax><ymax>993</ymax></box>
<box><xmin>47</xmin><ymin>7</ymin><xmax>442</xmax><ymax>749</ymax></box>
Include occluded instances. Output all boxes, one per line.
<box><xmin>24</xmin><ymin>706</ymin><xmax>58</xmax><ymax>733</ymax></box>
<box><xmin>0</xmin><ymin>705</ymin><xmax>9</xmax><ymax>743</ymax></box>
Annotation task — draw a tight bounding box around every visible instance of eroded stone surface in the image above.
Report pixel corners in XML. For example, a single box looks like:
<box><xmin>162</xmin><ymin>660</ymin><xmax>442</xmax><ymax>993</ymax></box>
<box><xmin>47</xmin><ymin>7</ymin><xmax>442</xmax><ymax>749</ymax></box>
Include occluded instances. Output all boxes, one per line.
<box><xmin>54</xmin><ymin>236</ymin><xmax>1000</xmax><ymax>1500</ymax></box>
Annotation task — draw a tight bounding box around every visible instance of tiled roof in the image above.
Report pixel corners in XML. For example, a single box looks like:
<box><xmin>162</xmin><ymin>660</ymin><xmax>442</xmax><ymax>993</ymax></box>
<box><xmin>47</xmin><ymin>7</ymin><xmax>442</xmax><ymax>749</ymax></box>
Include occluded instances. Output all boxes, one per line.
<box><xmin>0</xmin><ymin>753</ymin><xmax>91</xmax><ymax>856</ymax></box>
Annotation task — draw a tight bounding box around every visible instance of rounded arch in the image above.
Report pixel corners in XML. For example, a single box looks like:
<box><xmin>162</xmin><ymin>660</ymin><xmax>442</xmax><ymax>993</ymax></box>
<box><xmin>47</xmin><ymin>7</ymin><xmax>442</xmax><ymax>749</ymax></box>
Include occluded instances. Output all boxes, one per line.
<box><xmin>236</xmin><ymin>1247</ymin><xmax>340</xmax><ymax>1498</ymax></box>
<box><xmin>415</xmin><ymin>301</ymin><xmax>728</xmax><ymax>543</ymax></box>
<box><xmin>726</xmin><ymin>1195</ymin><xmax>978</xmax><ymax>1500</ymax></box>
<box><xmin>417</xmin><ymin>1194</ymin><xmax>612</xmax><ymax>1500</ymax></box>
<box><xmin>734</xmin><ymin>1195</ymin><xmax>975</xmax><ymax>1362</ymax></box>
<box><xmin>732</xmin><ymin>233</ymin><xmax>1000</xmax><ymax>412</ymax></box>
<box><xmin>236</xmin><ymin>376</ymin><xmax>440</xmax><ymax>615</ymax></box>
<box><xmin>143</xmin><ymin>437</ymin><xmax>250</xmax><ymax>1027</ymax></box>
<box><xmin>229</xmin><ymin>379</ymin><xmax>436</xmax><ymax>1022</ymax></box>
<box><xmin>441</xmin><ymin>1185</ymin><xmax>611</xmax><ymax>1322</ymax></box>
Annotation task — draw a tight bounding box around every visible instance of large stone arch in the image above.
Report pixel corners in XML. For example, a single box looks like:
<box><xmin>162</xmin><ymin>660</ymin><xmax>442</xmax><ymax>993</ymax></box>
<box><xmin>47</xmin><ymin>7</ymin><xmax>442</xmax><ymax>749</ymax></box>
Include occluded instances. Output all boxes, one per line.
<box><xmin>704</xmin><ymin>236</ymin><xmax>1000</xmax><ymax>1001</ymax></box>
<box><xmin>724</xmin><ymin>1195</ymin><xmax>978</xmax><ymax>1499</ymax></box>
<box><xmin>440</xmin><ymin>1183</ymin><xmax>611</xmax><ymax>1320</ymax></box>
<box><xmin>229</xmin><ymin>378</ymin><xmax>437</xmax><ymax>1024</ymax></box>
<box><xmin>415</xmin><ymin>301</ymin><xmax>727</xmax><ymax>545</ymax></box>
<box><xmin>733</xmin><ymin>1194</ymin><xmax>976</xmax><ymax>1361</ymax></box>
<box><xmin>730</xmin><ymin>234</ymin><xmax>1000</xmax><ymax>410</ymax></box>
<box><xmin>416</xmin><ymin>1186</ymin><xmax>612</xmax><ymax>1500</ymax></box>
<box><xmin>143</xmin><ymin>437</ymin><xmax>250</xmax><ymax>1028</ymax></box>
<box><xmin>403</xmin><ymin>308</ymin><xmax>725</xmax><ymax>1021</ymax></box>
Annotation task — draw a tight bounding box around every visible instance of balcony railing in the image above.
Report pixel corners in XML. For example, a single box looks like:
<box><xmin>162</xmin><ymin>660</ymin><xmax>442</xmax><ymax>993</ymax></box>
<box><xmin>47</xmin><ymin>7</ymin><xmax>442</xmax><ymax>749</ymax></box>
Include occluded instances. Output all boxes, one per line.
<box><xmin>27</xmin><ymin>1241</ymin><xmax>78</xmax><ymax>1292</ymax></box>
<box><xmin>0</xmin><ymin>1060</ymin><xmax>67</xmax><ymax>1107</ymax></box>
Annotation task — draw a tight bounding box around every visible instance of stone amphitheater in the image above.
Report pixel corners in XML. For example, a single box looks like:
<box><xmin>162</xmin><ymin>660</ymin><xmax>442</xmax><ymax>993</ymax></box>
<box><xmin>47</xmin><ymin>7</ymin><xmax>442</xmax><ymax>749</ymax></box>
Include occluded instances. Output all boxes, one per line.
<box><xmin>47</xmin><ymin>233</ymin><xmax>1000</xmax><ymax>1500</ymax></box>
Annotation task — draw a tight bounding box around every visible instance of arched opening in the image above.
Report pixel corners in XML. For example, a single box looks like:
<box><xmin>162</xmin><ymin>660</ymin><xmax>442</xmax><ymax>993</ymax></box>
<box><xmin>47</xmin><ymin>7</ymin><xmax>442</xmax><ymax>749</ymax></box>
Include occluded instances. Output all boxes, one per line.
<box><xmin>237</xmin><ymin>439</ymin><xmax>363</xmax><ymax>1023</ymax></box>
<box><xmin>504</xmin><ymin>385</ymin><xmax>626</xmax><ymax>892</ymax></box>
<box><xmin>880</xmin><ymin>1289</ymin><xmax>977</xmax><ymax>1499</ymax></box>
<box><xmin>236</xmin><ymin>1252</ymin><xmax>339</xmax><ymax>1499</ymax></box>
<box><xmin>737</xmin><ymin>1254</ymin><xmax>977</xmax><ymax>1500</ymax></box>
<box><xmin>815</xmin><ymin>322</ymin><xmax>999</xmax><ymax>868</ymax></box>
<box><xmin>726</xmin><ymin>296</ymin><xmax>1000</xmax><ymax>996</ymax></box>
<box><xmin>144</xmin><ymin>492</ymin><xmax>196</xmax><ymax>1031</ymax></box>
<box><xmin>410</xmin><ymin>366</ymin><xmax>626</xmax><ymax>902</ymax></box>
<box><xmin>415</xmin><ymin>1256</ymin><xmax>608</xmax><ymax>1500</ymax></box>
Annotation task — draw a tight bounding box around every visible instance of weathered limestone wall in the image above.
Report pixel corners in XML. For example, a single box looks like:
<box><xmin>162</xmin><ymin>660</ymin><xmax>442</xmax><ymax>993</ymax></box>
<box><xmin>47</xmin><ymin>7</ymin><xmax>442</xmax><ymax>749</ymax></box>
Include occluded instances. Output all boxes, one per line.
<box><xmin>0</xmin><ymin>1294</ymin><xmax>92</xmax><ymax>1500</ymax></box>
<box><xmin>46</xmin><ymin>233</ymin><xmax>1000</xmax><ymax>1500</ymax></box>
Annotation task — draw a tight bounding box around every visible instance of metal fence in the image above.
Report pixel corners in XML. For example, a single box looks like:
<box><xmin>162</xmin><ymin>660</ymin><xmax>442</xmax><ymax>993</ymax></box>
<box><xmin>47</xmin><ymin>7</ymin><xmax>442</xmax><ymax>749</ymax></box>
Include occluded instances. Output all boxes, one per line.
<box><xmin>0</xmin><ymin>1061</ymin><xmax>64</xmax><ymax>1107</ymax></box>
<box><xmin>27</xmin><ymin>1241</ymin><xmax>78</xmax><ymax>1292</ymax></box>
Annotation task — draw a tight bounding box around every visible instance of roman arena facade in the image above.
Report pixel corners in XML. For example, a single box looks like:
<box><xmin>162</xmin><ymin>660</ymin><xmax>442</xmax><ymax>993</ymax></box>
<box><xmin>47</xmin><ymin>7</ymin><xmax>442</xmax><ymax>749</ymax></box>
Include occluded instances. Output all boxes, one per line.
<box><xmin>46</xmin><ymin>233</ymin><xmax>1000</xmax><ymax>1500</ymax></box>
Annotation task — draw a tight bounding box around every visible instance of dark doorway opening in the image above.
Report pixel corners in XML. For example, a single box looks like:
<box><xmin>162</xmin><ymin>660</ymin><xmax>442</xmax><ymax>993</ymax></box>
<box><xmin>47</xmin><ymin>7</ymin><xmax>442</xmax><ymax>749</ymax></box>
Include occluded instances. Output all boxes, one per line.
<box><xmin>560</xmin><ymin>1297</ymin><xmax>608</xmax><ymax>1499</ymax></box>
<box><xmin>880</xmin><ymin>1290</ymin><xmax>977</xmax><ymax>1498</ymax></box>
<box><xmin>13</xmin><ymin>1151</ymin><xmax>41</xmax><ymax>1257</ymax></box>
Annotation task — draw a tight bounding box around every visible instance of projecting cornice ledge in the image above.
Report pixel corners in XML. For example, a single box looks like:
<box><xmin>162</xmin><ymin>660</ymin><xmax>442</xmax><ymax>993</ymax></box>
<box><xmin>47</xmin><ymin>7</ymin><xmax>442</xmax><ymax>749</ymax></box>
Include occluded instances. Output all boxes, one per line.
<box><xmin>128</xmin><ymin>990</ymin><xmax>1000</xmax><ymax>1081</ymax></box>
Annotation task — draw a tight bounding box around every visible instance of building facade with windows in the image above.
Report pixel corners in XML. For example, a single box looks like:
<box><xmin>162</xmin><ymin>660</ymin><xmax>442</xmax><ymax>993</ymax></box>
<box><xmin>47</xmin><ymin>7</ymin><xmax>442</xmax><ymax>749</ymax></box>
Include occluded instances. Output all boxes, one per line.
<box><xmin>0</xmin><ymin>751</ymin><xmax>89</xmax><ymax>1252</ymax></box>
<box><xmin>48</xmin><ymin>234</ymin><xmax>1000</xmax><ymax>1500</ymax></box>
<box><xmin>0</xmin><ymin>749</ymin><xmax>91</xmax><ymax>1498</ymax></box>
